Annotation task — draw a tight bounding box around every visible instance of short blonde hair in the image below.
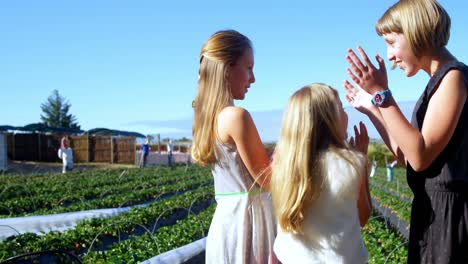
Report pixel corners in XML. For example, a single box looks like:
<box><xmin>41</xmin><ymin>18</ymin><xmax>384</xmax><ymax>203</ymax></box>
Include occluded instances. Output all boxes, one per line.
<box><xmin>191</xmin><ymin>30</ymin><xmax>252</xmax><ymax>166</ymax></box>
<box><xmin>376</xmin><ymin>0</ymin><xmax>450</xmax><ymax>57</ymax></box>
<box><xmin>270</xmin><ymin>83</ymin><xmax>358</xmax><ymax>234</ymax></box>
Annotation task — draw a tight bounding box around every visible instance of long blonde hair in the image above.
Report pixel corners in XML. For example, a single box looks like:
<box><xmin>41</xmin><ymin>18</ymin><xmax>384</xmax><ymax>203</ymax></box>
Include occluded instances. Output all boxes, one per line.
<box><xmin>375</xmin><ymin>0</ymin><xmax>450</xmax><ymax>57</ymax></box>
<box><xmin>271</xmin><ymin>83</ymin><xmax>358</xmax><ymax>234</ymax></box>
<box><xmin>191</xmin><ymin>30</ymin><xmax>252</xmax><ymax>166</ymax></box>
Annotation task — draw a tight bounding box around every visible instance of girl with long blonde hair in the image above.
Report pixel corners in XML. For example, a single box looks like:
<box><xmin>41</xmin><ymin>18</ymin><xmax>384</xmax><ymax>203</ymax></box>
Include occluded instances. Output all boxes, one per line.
<box><xmin>191</xmin><ymin>30</ymin><xmax>276</xmax><ymax>263</ymax></box>
<box><xmin>271</xmin><ymin>83</ymin><xmax>371</xmax><ymax>263</ymax></box>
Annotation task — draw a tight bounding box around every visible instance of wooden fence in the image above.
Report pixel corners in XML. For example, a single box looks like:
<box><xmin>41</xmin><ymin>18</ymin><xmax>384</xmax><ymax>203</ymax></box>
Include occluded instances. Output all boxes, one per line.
<box><xmin>0</xmin><ymin>133</ymin><xmax>7</xmax><ymax>171</ymax></box>
<box><xmin>135</xmin><ymin>143</ymin><xmax>190</xmax><ymax>153</ymax></box>
<box><xmin>7</xmin><ymin>133</ymin><xmax>136</xmax><ymax>164</ymax></box>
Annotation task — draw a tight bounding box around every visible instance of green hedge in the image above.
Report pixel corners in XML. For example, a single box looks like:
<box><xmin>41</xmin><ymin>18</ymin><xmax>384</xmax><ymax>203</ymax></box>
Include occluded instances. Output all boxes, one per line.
<box><xmin>368</xmin><ymin>143</ymin><xmax>396</xmax><ymax>167</ymax></box>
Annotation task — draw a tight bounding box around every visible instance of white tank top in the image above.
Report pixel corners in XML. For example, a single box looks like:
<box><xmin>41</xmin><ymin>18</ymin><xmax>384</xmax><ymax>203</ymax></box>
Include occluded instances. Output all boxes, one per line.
<box><xmin>274</xmin><ymin>149</ymin><xmax>368</xmax><ymax>264</ymax></box>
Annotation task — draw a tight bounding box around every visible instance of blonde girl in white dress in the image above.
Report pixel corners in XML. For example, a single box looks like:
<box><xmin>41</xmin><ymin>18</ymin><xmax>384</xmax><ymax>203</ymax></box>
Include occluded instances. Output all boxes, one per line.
<box><xmin>191</xmin><ymin>30</ymin><xmax>277</xmax><ymax>264</ymax></box>
<box><xmin>271</xmin><ymin>83</ymin><xmax>372</xmax><ymax>264</ymax></box>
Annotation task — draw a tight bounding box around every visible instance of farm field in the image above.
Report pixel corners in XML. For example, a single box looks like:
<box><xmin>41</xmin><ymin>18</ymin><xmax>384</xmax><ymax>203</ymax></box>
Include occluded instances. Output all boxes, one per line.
<box><xmin>0</xmin><ymin>165</ymin><xmax>411</xmax><ymax>263</ymax></box>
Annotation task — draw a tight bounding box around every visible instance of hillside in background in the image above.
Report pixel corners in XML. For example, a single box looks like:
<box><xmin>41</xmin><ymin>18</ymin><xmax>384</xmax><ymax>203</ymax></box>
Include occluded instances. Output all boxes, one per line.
<box><xmin>251</xmin><ymin>101</ymin><xmax>417</xmax><ymax>142</ymax></box>
<box><xmin>142</xmin><ymin>101</ymin><xmax>417</xmax><ymax>142</ymax></box>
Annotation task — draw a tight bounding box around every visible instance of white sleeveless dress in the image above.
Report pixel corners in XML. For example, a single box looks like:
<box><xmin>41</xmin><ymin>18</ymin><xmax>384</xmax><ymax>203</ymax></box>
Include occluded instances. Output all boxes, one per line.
<box><xmin>274</xmin><ymin>150</ymin><xmax>368</xmax><ymax>264</ymax></box>
<box><xmin>205</xmin><ymin>143</ymin><xmax>277</xmax><ymax>264</ymax></box>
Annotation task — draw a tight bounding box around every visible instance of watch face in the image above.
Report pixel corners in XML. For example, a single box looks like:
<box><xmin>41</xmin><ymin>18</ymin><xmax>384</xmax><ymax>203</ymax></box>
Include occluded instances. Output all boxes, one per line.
<box><xmin>372</xmin><ymin>90</ymin><xmax>391</xmax><ymax>106</ymax></box>
<box><xmin>375</xmin><ymin>94</ymin><xmax>383</xmax><ymax>103</ymax></box>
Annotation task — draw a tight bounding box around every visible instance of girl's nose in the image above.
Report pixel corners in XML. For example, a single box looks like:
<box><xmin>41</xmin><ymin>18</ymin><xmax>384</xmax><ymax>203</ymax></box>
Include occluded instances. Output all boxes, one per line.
<box><xmin>387</xmin><ymin>48</ymin><xmax>395</xmax><ymax>61</ymax></box>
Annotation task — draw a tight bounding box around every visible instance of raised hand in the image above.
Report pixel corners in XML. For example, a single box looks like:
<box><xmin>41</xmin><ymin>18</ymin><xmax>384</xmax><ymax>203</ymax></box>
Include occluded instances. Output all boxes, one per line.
<box><xmin>343</xmin><ymin>80</ymin><xmax>376</xmax><ymax>116</ymax></box>
<box><xmin>349</xmin><ymin>122</ymin><xmax>369</xmax><ymax>155</ymax></box>
<box><xmin>345</xmin><ymin>46</ymin><xmax>388</xmax><ymax>94</ymax></box>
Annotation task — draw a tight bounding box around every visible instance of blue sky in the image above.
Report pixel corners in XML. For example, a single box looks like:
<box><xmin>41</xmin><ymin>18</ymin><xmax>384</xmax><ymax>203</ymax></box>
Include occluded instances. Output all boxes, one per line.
<box><xmin>1</xmin><ymin>0</ymin><xmax>467</xmax><ymax>141</ymax></box>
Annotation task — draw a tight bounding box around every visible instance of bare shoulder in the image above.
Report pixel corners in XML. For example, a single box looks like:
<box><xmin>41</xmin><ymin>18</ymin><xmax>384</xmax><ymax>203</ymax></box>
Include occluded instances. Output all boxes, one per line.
<box><xmin>218</xmin><ymin>106</ymin><xmax>250</xmax><ymax>122</ymax></box>
<box><xmin>439</xmin><ymin>69</ymin><xmax>468</xmax><ymax>91</ymax></box>
<box><xmin>430</xmin><ymin>68</ymin><xmax>467</xmax><ymax>112</ymax></box>
<box><xmin>217</xmin><ymin>106</ymin><xmax>252</xmax><ymax>145</ymax></box>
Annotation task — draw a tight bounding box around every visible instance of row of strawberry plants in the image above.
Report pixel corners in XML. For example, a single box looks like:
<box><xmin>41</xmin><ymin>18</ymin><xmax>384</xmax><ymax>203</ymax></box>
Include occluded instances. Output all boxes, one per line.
<box><xmin>0</xmin><ymin>166</ymin><xmax>166</xmax><ymax>197</ymax></box>
<box><xmin>372</xmin><ymin>196</ymin><xmax>410</xmax><ymax>239</ymax></box>
<box><xmin>0</xmin><ymin>164</ymin><xmax>201</xmax><ymax>185</ymax></box>
<box><xmin>81</xmin><ymin>206</ymin><xmax>408</xmax><ymax>263</ymax></box>
<box><xmin>370</xmin><ymin>167</ymin><xmax>413</xmax><ymax>200</ymax></box>
<box><xmin>363</xmin><ymin>171</ymin><xmax>411</xmax><ymax>263</ymax></box>
<box><xmin>0</xmin><ymin>165</ymin><xmax>204</xmax><ymax>199</ymax></box>
<box><xmin>82</xmin><ymin>205</ymin><xmax>216</xmax><ymax>263</ymax></box>
<box><xmin>370</xmin><ymin>185</ymin><xmax>411</xmax><ymax>223</ymax></box>
<box><xmin>0</xmin><ymin>164</ymin><xmax>412</xmax><ymax>263</ymax></box>
<box><xmin>0</xmin><ymin>165</ymin><xmax>206</xmax><ymax>202</ymax></box>
<box><xmin>367</xmin><ymin>171</ymin><xmax>413</xmax><ymax>262</ymax></box>
<box><xmin>0</xmin><ymin>166</ymin><xmax>211</xmax><ymax>217</ymax></box>
<box><xmin>363</xmin><ymin>214</ymin><xmax>408</xmax><ymax>263</ymax></box>
<box><xmin>81</xmin><ymin>187</ymin><xmax>410</xmax><ymax>264</ymax></box>
<box><xmin>90</xmin><ymin>167</ymin><xmax>411</xmax><ymax>264</ymax></box>
<box><xmin>1</xmin><ymin>175</ymin><xmax>211</xmax><ymax>218</ymax></box>
<box><xmin>0</xmin><ymin>185</ymin><xmax>214</xmax><ymax>262</ymax></box>
<box><xmin>370</xmin><ymin>182</ymin><xmax>412</xmax><ymax>203</ymax></box>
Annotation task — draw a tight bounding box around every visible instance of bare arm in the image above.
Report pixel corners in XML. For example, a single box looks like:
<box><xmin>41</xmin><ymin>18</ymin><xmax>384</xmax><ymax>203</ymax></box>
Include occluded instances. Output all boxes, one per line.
<box><xmin>357</xmin><ymin>164</ymin><xmax>372</xmax><ymax>227</ymax></box>
<box><xmin>343</xmin><ymin>80</ymin><xmax>405</xmax><ymax>164</ymax></box>
<box><xmin>217</xmin><ymin>106</ymin><xmax>271</xmax><ymax>190</ymax></box>
<box><xmin>346</xmin><ymin>47</ymin><xmax>467</xmax><ymax>171</ymax></box>
<box><xmin>367</xmin><ymin>108</ymin><xmax>405</xmax><ymax>165</ymax></box>
<box><xmin>378</xmin><ymin>71</ymin><xmax>466</xmax><ymax>171</ymax></box>
<box><xmin>349</xmin><ymin>122</ymin><xmax>372</xmax><ymax>226</ymax></box>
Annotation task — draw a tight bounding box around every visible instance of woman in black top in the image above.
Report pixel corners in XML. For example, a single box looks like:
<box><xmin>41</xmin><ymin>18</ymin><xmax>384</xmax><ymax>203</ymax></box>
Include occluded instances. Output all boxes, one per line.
<box><xmin>342</xmin><ymin>0</ymin><xmax>468</xmax><ymax>263</ymax></box>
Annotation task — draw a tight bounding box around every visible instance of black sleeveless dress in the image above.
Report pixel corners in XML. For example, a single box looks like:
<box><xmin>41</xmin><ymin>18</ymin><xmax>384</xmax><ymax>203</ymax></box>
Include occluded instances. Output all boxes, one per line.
<box><xmin>407</xmin><ymin>61</ymin><xmax>468</xmax><ymax>264</ymax></box>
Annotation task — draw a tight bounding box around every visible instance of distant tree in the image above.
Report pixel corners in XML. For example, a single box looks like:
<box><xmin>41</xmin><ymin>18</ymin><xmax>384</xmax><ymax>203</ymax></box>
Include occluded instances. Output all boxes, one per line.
<box><xmin>178</xmin><ymin>137</ymin><xmax>191</xmax><ymax>142</ymax></box>
<box><xmin>368</xmin><ymin>142</ymin><xmax>394</xmax><ymax>167</ymax></box>
<box><xmin>40</xmin><ymin>90</ymin><xmax>80</xmax><ymax>129</ymax></box>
